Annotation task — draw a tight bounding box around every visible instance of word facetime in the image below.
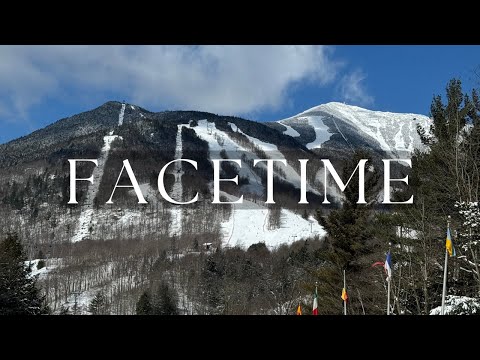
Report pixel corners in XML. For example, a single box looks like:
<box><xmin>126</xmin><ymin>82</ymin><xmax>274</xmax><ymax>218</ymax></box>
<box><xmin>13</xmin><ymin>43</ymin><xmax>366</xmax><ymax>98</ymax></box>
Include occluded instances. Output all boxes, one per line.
<box><xmin>67</xmin><ymin>158</ymin><xmax>413</xmax><ymax>205</ymax></box>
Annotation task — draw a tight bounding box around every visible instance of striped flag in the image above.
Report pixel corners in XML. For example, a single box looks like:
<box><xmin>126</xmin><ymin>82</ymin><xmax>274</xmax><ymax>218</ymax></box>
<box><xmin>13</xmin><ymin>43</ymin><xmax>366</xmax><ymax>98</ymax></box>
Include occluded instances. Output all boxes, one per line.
<box><xmin>446</xmin><ymin>226</ymin><xmax>456</xmax><ymax>257</ymax></box>
<box><xmin>385</xmin><ymin>251</ymin><xmax>392</xmax><ymax>280</ymax></box>
<box><xmin>341</xmin><ymin>288</ymin><xmax>348</xmax><ymax>302</ymax></box>
<box><xmin>312</xmin><ymin>286</ymin><xmax>318</xmax><ymax>315</ymax></box>
<box><xmin>296</xmin><ymin>304</ymin><xmax>302</xmax><ymax>315</ymax></box>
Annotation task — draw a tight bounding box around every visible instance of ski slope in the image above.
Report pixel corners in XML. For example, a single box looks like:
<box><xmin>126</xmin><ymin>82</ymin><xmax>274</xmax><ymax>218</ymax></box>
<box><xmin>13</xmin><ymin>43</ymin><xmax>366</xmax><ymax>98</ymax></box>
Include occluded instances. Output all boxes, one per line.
<box><xmin>278</xmin><ymin>121</ymin><xmax>301</xmax><ymax>137</ymax></box>
<box><xmin>190</xmin><ymin>120</ymin><xmax>318</xmax><ymax>194</ymax></box>
<box><xmin>221</xmin><ymin>193</ymin><xmax>325</xmax><ymax>249</ymax></box>
<box><xmin>72</xmin><ymin>131</ymin><xmax>122</xmax><ymax>242</ymax></box>
<box><xmin>169</xmin><ymin>125</ymin><xmax>185</xmax><ymax>236</ymax></box>
<box><xmin>118</xmin><ymin>103</ymin><xmax>126</xmax><ymax>126</ymax></box>
<box><xmin>72</xmin><ymin>102</ymin><xmax>125</xmax><ymax>242</ymax></box>
<box><xmin>280</xmin><ymin>102</ymin><xmax>432</xmax><ymax>155</ymax></box>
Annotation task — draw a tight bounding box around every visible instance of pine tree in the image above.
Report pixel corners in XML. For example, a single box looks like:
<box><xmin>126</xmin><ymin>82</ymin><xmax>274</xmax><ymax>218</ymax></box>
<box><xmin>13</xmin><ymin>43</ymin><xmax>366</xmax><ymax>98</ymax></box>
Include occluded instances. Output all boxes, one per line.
<box><xmin>154</xmin><ymin>281</ymin><xmax>179</xmax><ymax>315</ymax></box>
<box><xmin>312</xmin><ymin>150</ymin><xmax>384</xmax><ymax>314</ymax></box>
<box><xmin>89</xmin><ymin>291</ymin><xmax>108</xmax><ymax>315</ymax></box>
<box><xmin>0</xmin><ymin>233</ymin><xmax>48</xmax><ymax>315</ymax></box>
<box><xmin>393</xmin><ymin>79</ymin><xmax>480</xmax><ymax>313</ymax></box>
<box><xmin>320</xmin><ymin>149</ymin><xmax>380</xmax><ymax>269</ymax></box>
<box><xmin>136</xmin><ymin>291</ymin><xmax>153</xmax><ymax>315</ymax></box>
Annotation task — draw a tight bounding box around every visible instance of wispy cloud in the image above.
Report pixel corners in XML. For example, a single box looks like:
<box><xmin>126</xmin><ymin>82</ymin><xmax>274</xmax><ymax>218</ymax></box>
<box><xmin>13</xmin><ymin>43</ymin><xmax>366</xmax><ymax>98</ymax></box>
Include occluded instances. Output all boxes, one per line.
<box><xmin>337</xmin><ymin>69</ymin><xmax>374</xmax><ymax>107</ymax></box>
<box><xmin>0</xmin><ymin>45</ymin><xmax>341</xmax><ymax>123</ymax></box>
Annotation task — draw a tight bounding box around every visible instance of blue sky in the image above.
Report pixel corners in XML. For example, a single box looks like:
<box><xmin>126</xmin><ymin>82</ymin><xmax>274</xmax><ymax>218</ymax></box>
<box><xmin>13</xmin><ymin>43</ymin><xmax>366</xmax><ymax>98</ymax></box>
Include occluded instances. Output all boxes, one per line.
<box><xmin>0</xmin><ymin>45</ymin><xmax>479</xmax><ymax>144</ymax></box>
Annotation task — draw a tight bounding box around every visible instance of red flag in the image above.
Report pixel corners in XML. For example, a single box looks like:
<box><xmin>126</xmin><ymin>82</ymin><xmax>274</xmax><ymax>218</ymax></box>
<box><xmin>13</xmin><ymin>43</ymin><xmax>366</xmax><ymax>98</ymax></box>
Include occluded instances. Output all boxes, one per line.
<box><xmin>312</xmin><ymin>286</ymin><xmax>318</xmax><ymax>315</ymax></box>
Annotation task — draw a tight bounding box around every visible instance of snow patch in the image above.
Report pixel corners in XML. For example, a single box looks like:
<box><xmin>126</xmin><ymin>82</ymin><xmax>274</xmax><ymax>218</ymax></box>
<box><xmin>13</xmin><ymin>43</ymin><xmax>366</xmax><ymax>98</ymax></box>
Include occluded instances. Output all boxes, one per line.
<box><xmin>318</xmin><ymin>102</ymin><xmax>431</xmax><ymax>155</ymax></box>
<box><xmin>220</xmin><ymin>193</ymin><xmax>325</xmax><ymax>249</ymax></box>
<box><xmin>299</xmin><ymin>116</ymin><xmax>331</xmax><ymax>149</ymax></box>
<box><xmin>169</xmin><ymin>125</ymin><xmax>185</xmax><ymax>236</ymax></box>
<box><xmin>118</xmin><ymin>103</ymin><xmax>126</xmax><ymax>126</ymax></box>
<box><xmin>72</xmin><ymin>131</ymin><xmax>123</xmax><ymax>242</ymax></box>
<box><xmin>430</xmin><ymin>295</ymin><xmax>480</xmax><ymax>315</ymax></box>
<box><xmin>281</xmin><ymin>102</ymin><xmax>431</xmax><ymax>156</ymax></box>
<box><xmin>278</xmin><ymin>121</ymin><xmax>300</xmax><ymax>137</ymax></box>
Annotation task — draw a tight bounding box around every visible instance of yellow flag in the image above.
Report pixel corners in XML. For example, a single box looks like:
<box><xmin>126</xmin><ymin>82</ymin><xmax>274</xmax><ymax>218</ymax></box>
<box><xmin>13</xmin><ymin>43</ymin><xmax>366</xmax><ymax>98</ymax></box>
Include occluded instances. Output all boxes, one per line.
<box><xmin>341</xmin><ymin>288</ymin><xmax>348</xmax><ymax>302</ymax></box>
<box><xmin>296</xmin><ymin>304</ymin><xmax>302</xmax><ymax>315</ymax></box>
<box><xmin>446</xmin><ymin>227</ymin><xmax>455</xmax><ymax>257</ymax></box>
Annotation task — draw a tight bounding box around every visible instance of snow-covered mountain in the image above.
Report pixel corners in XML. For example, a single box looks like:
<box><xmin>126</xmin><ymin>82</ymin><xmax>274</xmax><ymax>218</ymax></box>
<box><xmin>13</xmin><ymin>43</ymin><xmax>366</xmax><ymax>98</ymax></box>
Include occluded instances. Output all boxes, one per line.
<box><xmin>0</xmin><ymin>101</ymin><xmax>435</xmax><ymax>315</ymax></box>
<box><xmin>0</xmin><ymin>101</ymin><xmax>325</xmax><ymax>249</ymax></box>
<box><xmin>270</xmin><ymin>102</ymin><xmax>432</xmax><ymax>158</ymax></box>
<box><xmin>0</xmin><ymin>101</ymin><xmax>431</xmax><ymax>250</ymax></box>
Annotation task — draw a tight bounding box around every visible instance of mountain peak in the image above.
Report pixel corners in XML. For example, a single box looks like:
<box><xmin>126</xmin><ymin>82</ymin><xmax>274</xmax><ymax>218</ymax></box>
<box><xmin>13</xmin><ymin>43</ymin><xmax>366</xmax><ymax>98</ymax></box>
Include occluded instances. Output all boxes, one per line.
<box><xmin>276</xmin><ymin>101</ymin><xmax>432</xmax><ymax>156</ymax></box>
<box><xmin>294</xmin><ymin>101</ymin><xmax>429</xmax><ymax>119</ymax></box>
<box><xmin>97</xmin><ymin>100</ymin><xmax>126</xmax><ymax>110</ymax></box>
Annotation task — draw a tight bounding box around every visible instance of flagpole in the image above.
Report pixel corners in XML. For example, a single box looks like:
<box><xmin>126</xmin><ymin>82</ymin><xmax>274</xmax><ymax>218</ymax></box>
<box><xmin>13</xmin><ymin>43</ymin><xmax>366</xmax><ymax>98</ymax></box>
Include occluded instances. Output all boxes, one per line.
<box><xmin>387</xmin><ymin>276</ymin><xmax>391</xmax><ymax>315</ymax></box>
<box><xmin>343</xmin><ymin>269</ymin><xmax>347</xmax><ymax>315</ymax></box>
<box><xmin>441</xmin><ymin>216</ymin><xmax>450</xmax><ymax>315</ymax></box>
<box><xmin>387</xmin><ymin>243</ymin><xmax>391</xmax><ymax>315</ymax></box>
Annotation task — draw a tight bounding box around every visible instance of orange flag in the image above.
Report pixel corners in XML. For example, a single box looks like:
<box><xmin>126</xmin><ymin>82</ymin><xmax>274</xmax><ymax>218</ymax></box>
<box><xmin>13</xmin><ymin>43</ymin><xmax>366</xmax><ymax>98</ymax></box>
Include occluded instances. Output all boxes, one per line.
<box><xmin>341</xmin><ymin>288</ymin><xmax>348</xmax><ymax>302</ymax></box>
<box><xmin>296</xmin><ymin>304</ymin><xmax>302</xmax><ymax>315</ymax></box>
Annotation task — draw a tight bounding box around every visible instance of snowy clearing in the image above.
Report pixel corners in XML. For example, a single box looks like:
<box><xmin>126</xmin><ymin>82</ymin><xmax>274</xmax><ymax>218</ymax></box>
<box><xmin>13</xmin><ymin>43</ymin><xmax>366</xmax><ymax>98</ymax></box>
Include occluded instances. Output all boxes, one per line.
<box><xmin>220</xmin><ymin>193</ymin><xmax>325</xmax><ymax>249</ymax></box>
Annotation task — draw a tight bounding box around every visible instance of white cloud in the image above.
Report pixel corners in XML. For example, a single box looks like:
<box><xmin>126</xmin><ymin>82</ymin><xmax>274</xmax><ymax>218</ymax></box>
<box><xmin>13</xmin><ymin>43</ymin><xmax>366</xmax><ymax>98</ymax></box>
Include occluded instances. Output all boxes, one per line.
<box><xmin>0</xmin><ymin>45</ymin><xmax>341</xmax><ymax>122</ymax></box>
<box><xmin>338</xmin><ymin>69</ymin><xmax>374</xmax><ymax>107</ymax></box>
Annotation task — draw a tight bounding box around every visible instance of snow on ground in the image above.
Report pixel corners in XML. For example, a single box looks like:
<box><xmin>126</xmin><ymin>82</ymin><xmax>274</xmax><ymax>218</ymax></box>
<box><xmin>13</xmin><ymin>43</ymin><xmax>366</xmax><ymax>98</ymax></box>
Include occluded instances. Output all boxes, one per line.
<box><xmin>297</xmin><ymin>116</ymin><xmax>331</xmax><ymax>149</ymax></box>
<box><xmin>281</xmin><ymin>102</ymin><xmax>431</xmax><ymax>155</ymax></box>
<box><xmin>117</xmin><ymin>209</ymin><xmax>142</xmax><ymax>226</ymax></box>
<box><xmin>192</xmin><ymin>120</ymin><xmax>262</xmax><ymax>189</ymax></box>
<box><xmin>278</xmin><ymin>121</ymin><xmax>300</xmax><ymax>137</ymax></box>
<box><xmin>118</xmin><ymin>103</ymin><xmax>126</xmax><ymax>126</ymax></box>
<box><xmin>130</xmin><ymin>105</ymin><xmax>135</xmax><ymax>110</ymax></box>
<box><xmin>236</xmin><ymin>129</ymin><xmax>319</xmax><ymax>195</ymax></box>
<box><xmin>220</xmin><ymin>193</ymin><xmax>325</xmax><ymax>249</ymax></box>
<box><xmin>318</xmin><ymin>102</ymin><xmax>430</xmax><ymax>154</ymax></box>
<box><xmin>72</xmin><ymin>131</ymin><xmax>122</xmax><ymax>242</ymax></box>
<box><xmin>194</xmin><ymin>120</ymin><xmax>248</xmax><ymax>152</ymax></box>
<box><xmin>192</xmin><ymin>120</ymin><xmax>318</xmax><ymax>194</ymax></box>
<box><xmin>395</xmin><ymin>226</ymin><xmax>418</xmax><ymax>239</ymax></box>
<box><xmin>72</xmin><ymin>122</ymin><xmax>123</xmax><ymax>242</ymax></box>
<box><xmin>25</xmin><ymin>258</ymin><xmax>61</xmax><ymax>278</ymax></box>
<box><xmin>430</xmin><ymin>295</ymin><xmax>480</xmax><ymax>315</ymax></box>
<box><xmin>239</xmin><ymin>130</ymin><xmax>278</xmax><ymax>152</ymax></box>
<box><xmin>169</xmin><ymin>125</ymin><xmax>185</xmax><ymax>236</ymax></box>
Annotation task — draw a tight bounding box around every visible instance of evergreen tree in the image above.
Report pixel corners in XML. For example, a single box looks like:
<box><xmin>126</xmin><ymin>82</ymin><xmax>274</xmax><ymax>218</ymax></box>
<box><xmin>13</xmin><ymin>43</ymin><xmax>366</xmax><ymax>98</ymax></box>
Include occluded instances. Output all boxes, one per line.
<box><xmin>390</xmin><ymin>79</ymin><xmax>480</xmax><ymax>314</ymax></box>
<box><xmin>153</xmin><ymin>281</ymin><xmax>179</xmax><ymax>315</ymax></box>
<box><xmin>313</xmin><ymin>150</ymin><xmax>384</xmax><ymax>314</ymax></box>
<box><xmin>0</xmin><ymin>233</ymin><xmax>48</xmax><ymax>315</ymax></box>
<box><xmin>89</xmin><ymin>291</ymin><xmax>108</xmax><ymax>315</ymax></box>
<box><xmin>136</xmin><ymin>291</ymin><xmax>153</xmax><ymax>315</ymax></box>
<box><xmin>320</xmin><ymin>149</ymin><xmax>380</xmax><ymax>269</ymax></box>
<box><xmin>37</xmin><ymin>260</ymin><xmax>45</xmax><ymax>270</ymax></box>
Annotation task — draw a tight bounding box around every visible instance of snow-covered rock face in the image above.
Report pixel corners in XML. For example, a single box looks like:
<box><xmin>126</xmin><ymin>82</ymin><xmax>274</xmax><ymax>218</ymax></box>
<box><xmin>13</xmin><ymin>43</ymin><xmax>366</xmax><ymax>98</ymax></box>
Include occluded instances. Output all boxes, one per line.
<box><xmin>277</xmin><ymin>102</ymin><xmax>432</xmax><ymax>158</ymax></box>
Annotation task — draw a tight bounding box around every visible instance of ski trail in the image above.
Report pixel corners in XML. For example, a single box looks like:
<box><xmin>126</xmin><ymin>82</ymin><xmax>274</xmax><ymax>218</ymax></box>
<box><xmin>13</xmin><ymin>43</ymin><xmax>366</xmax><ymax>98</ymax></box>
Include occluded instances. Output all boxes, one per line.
<box><xmin>169</xmin><ymin>125</ymin><xmax>184</xmax><ymax>236</ymax></box>
<box><xmin>72</xmin><ymin>102</ymin><xmax>125</xmax><ymax>243</ymax></box>
<box><xmin>118</xmin><ymin>103</ymin><xmax>126</xmax><ymax>126</ymax></box>
<box><xmin>72</xmin><ymin>131</ymin><xmax>121</xmax><ymax>242</ymax></box>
